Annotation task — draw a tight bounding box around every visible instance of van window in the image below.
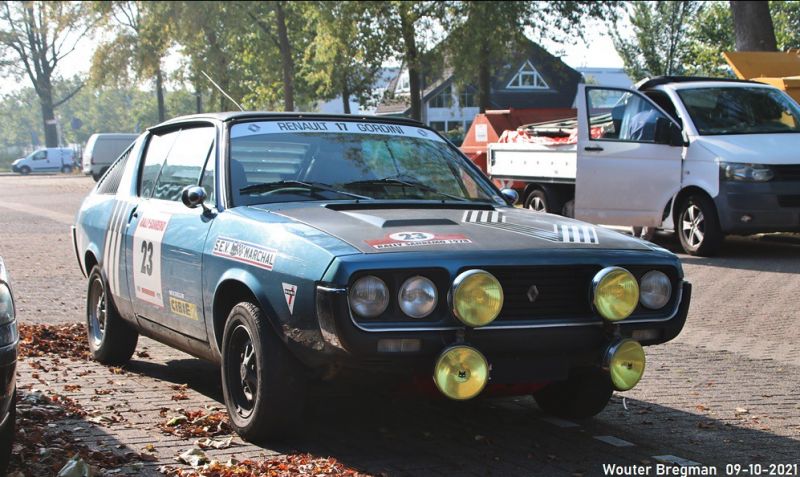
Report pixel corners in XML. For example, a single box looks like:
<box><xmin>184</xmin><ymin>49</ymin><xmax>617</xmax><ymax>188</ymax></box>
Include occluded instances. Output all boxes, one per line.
<box><xmin>587</xmin><ymin>89</ymin><xmax>670</xmax><ymax>143</ymax></box>
<box><xmin>152</xmin><ymin>127</ymin><xmax>215</xmax><ymax>201</ymax></box>
<box><xmin>97</xmin><ymin>147</ymin><xmax>132</xmax><ymax>195</ymax></box>
<box><xmin>140</xmin><ymin>130</ymin><xmax>180</xmax><ymax>198</ymax></box>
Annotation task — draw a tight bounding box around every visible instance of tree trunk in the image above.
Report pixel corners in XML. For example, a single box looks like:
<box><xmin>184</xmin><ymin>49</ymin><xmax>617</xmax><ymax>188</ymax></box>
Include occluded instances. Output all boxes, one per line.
<box><xmin>156</xmin><ymin>68</ymin><xmax>166</xmax><ymax>122</ymax></box>
<box><xmin>275</xmin><ymin>2</ymin><xmax>295</xmax><ymax>111</ymax></box>
<box><xmin>730</xmin><ymin>1</ymin><xmax>778</xmax><ymax>51</ymax></box>
<box><xmin>400</xmin><ymin>8</ymin><xmax>421</xmax><ymax>121</ymax></box>
<box><xmin>342</xmin><ymin>83</ymin><xmax>351</xmax><ymax>115</ymax></box>
<box><xmin>195</xmin><ymin>89</ymin><xmax>202</xmax><ymax>114</ymax></box>
<box><xmin>40</xmin><ymin>96</ymin><xmax>58</xmax><ymax>147</ymax></box>
<box><xmin>478</xmin><ymin>43</ymin><xmax>491</xmax><ymax>113</ymax></box>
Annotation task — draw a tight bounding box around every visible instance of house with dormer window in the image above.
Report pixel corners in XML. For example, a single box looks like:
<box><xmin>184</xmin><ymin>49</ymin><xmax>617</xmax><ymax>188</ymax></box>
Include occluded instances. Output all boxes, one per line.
<box><xmin>376</xmin><ymin>38</ymin><xmax>583</xmax><ymax>137</ymax></box>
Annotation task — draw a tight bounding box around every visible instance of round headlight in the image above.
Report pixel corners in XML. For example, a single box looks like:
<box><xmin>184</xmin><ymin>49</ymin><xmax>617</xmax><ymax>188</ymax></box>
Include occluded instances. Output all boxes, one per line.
<box><xmin>639</xmin><ymin>270</ymin><xmax>672</xmax><ymax>310</ymax></box>
<box><xmin>451</xmin><ymin>270</ymin><xmax>503</xmax><ymax>327</ymax></box>
<box><xmin>398</xmin><ymin>276</ymin><xmax>438</xmax><ymax>318</ymax></box>
<box><xmin>349</xmin><ymin>276</ymin><xmax>389</xmax><ymax>318</ymax></box>
<box><xmin>0</xmin><ymin>283</ymin><xmax>14</xmax><ymax>325</ymax></box>
<box><xmin>592</xmin><ymin>267</ymin><xmax>639</xmax><ymax>322</ymax></box>
<box><xmin>433</xmin><ymin>345</ymin><xmax>489</xmax><ymax>400</ymax></box>
<box><xmin>605</xmin><ymin>339</ymin><xmax>646</xmax><ymax>391</ymax></box>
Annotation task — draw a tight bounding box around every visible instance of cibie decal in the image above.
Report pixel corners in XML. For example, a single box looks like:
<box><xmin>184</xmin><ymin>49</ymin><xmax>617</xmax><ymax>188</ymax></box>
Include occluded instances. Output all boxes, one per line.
<box><xmin>212</xmin><ymin>237</ymin><xmax>277</xmax><ymax>271</ymax></box>
<box><xmin>282</xmin><ymin>283</ymin><xmax>297</xmax><ymax>315</ymax></box>
<box><xmin>168</xmin><ymin>291</ymin><xmax>199</xmax><ymax>321</ymax></box>
<box><xmin>366</xmin><ymin>231</ymin><xmax>472</xmax><ymax>250</ymax></box>
<box><xmin>133</xmin><ymin>211</ymin><xmax>171</xmax><ymax>307</ymax></box>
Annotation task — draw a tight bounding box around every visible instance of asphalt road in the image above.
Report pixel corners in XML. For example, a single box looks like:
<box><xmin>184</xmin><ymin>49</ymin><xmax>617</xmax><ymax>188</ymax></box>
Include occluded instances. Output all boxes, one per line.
<box><xmin>1</xmin><ymin>174</ymin><xmax>798</xmax><ymax>476</ymax></box>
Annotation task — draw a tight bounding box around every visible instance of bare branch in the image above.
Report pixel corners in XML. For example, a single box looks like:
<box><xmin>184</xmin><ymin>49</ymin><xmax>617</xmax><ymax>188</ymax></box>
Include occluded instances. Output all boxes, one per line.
<box><xmin>53</xmin><ymin>81</ymin><xmax>85</xmax><ymax>108</ymax></box>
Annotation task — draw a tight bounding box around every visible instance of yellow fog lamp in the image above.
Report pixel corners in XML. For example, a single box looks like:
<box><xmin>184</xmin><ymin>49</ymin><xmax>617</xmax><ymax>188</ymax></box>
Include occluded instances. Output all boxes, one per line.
<box><xmin>592</xmin><ymin>267</ymin><xmax>639</xmax><ymax>322</ymax></box>
<box><xmin>451</xmin><ymin>270</ymin><xmax>503</xmax><ymax>327</ymax></box>
<box><xmin>604</xmin><ymin>339</ymin><xmax>646</xmax><ymax>391</ymax></box>
<box><xmin>433</xmin><ymin>345</ymin><xmax>489</xmax><ymax>400</ymax></box>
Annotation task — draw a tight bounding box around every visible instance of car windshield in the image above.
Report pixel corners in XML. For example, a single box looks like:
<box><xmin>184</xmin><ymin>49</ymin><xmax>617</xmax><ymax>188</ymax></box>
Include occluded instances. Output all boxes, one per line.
<box><xmin>677</xmin><ymin>87</ymin><xmax>800</xmax><ymax>135</ymax></box>
<box><xmin>228</xmin><ymin>120</ymin><xmax>499</xmax><ymax>206</ymax></box>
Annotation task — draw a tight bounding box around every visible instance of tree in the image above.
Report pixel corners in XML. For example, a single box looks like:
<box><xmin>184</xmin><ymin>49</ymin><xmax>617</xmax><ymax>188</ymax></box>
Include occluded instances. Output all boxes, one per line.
<box><xmin>303</xmin><ymin>2</ymin><xmax>391</xmax><ymax>114</ymax></box>
<box><xmin>730</xmin><ymin>1</ymin><xmax>777</xmax><ymax>51</ymax></box>
<box><xmin>445</xmin><ymin>1</ymin><xmax>612</xmax><ymax>112</ymax></box>
<box><xmin>612</xmin><ymin>1</ymin><xmax>702</xmax><ymax>80</ymax></box>
<box><xmin>0</xmin><ymin>1</ymin><xmax>96</xmax><ymax>147</ymax></box>
<box><xmin>91</xmin><ymin>1</ymin><xmax>172</xmax><ymax>122</ymax></box>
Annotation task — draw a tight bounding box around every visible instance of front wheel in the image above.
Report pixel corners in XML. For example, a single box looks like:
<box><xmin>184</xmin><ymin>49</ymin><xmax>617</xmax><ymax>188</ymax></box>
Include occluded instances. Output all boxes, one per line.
<box><xmin>19</xmin><ymin>166</ymin><xmax>30</xmax><ymax>175</ymax></box>
<box><xmin>533</xmin><ymin>368</ymin><xmax>613</xmax><ymax>419</ymax></box>
<box><xmin>86</xmin><ymin>266</ymin><xmax>138</xmax><ymax>365</ymax></box>
<box><xmin>221</xmin><ymin>302</ymin><xmax>307</xmax><ymax>442</ymax></box>
<box><xmin>676</xmin><ymin>194</ymin><xmax>723</xmax><ymax>256</ymax></box>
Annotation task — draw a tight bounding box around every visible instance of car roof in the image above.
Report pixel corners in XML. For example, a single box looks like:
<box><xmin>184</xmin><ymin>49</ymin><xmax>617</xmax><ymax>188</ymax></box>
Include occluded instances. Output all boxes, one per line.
<box><xmin>638</xmin><ymin>75</ymin><xmax>763</xmax><ymax>90</ymax></box>
<box><xmin>151</xmin><ymin>112</ymin><xmax>425</xmax><ymax>130</ymax></box>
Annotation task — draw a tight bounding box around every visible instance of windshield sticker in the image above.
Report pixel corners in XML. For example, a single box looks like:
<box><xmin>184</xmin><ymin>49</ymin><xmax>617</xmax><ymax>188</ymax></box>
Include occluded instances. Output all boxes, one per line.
<box><xmin>366</xmin><ymin>231</ymin><xmax>472</xmax><ymax>249</ymax></box>
<box><xmin>213</xmin><ymin>237</ymin><xmax>277</xmax><ymax>271</ymax></box>
<box><xmin>231</xmin><ymin>120</ymin><xmax>444</xmax><ymax>143</ymax></box>
<box><xmin>168</xmin><ymin>291</ymin><xmax>199</xmax><ymax>321</ymax></box>
<box><xmin>133</xmin><ymin>211</ymin><xmax>171</xmax><ymax>308</ymax></box>
<box><xmin>282</xmin><ymin>283</ymin><xmax>297</xmax><ymax>315</ymax></box>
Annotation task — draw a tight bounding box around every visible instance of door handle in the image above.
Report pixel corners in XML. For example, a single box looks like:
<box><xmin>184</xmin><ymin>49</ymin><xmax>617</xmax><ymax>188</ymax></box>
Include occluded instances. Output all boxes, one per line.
<box><xmin>584</xmin><ymin>146</ymin><xmax>604</xmax><ymax>152</ymax></box>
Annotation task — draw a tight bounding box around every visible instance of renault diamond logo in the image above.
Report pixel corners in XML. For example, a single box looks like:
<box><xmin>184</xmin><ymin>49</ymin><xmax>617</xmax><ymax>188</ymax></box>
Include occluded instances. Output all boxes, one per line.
<box><xmin>527</xmin><ymin>285</ymin><xmax>539</xmax><ymax>303</ymax></box>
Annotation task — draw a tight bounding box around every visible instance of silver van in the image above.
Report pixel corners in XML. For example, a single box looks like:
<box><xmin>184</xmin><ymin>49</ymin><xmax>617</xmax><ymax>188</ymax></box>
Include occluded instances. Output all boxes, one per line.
<box><xmin>82</xmin><ymin>133</ymin><xmax>139</xmax><ymax>181</ymax></box>
<box><xmin>11</xmin><ymin>147</ymin><xmax>76</xmax><ymax>175</ymax></box>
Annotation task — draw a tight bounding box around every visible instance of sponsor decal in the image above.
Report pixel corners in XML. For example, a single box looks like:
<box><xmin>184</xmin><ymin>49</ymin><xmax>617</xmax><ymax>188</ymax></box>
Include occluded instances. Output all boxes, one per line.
<box><xmin>231</xmin><ymin>120</ymin><xmax>443</xmax><ymax>143</ymax></box>
<box><xmin>169</xmin><ymin>295</ymin><xmax>199</xmax><ymax>321</ymax></box>
<box><xmin>133</xmin><ymin>210</ymin><xmax>171</xmax><ymax>307</ymax></box>
<box><xmin>282</xmin><ymin>283</ymin><xmax>297</xmax><ymax>315</ymax></box>
<box><xmin>462</xmin><ymin>210</ymin><xmax>599</xmax><ymax>244</ymax></box>
<box><xmin>366</xmin><ymin>231</ymin><xmax>472</xmax><ymax>250</ymax></box>
<box><xmin>213</xmin><ymin>237</ymin><xmax>277</xmax><ymax>270</ymax></box>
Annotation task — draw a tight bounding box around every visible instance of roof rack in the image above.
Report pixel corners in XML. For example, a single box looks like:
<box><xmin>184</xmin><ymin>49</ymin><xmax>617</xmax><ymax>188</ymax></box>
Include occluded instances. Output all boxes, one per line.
<box><xmin>637</xmin><ymin>75</ymin><xmax>760</xmax><ymax>90</ymax></box>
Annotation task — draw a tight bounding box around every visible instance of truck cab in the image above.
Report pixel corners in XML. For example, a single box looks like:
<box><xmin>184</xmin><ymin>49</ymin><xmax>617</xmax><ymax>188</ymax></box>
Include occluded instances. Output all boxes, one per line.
<box><xmin>481</xmin><ymin>77</ymin><xmax>800</xmax><ymax>256</ymax></box>
<box><xmin>11</xmin><ymin>147</ymin><xmax>76</xmax><ymax>175</ymax></box>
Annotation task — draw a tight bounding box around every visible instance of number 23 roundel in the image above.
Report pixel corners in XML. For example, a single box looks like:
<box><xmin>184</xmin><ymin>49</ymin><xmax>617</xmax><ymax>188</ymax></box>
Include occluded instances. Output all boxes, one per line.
<box><xmin>132</xmin><ymin>211</ymin><xmax>171</xmax><ymax>307</ymax></box>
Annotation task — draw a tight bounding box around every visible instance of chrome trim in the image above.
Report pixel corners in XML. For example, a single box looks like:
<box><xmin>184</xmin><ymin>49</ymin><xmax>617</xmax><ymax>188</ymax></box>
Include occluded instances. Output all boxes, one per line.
<box><xmin>347</xmin><ymin>281</ymin><xmax>685</xmax><ymax>333</ymax></box>
<box><xmin>450</xmin><ymin>269</ymin><xmax>503</xmax><ymax>326</ymax></box>
<box><xmin>397</xmin><ymin>275</ymin><xmax>438</xmax><ymax>319</ymax></box>
<box><xmin>591</xmin><ymin>266</ymin><xmax>638</xmax><ymax>322</ymax></box>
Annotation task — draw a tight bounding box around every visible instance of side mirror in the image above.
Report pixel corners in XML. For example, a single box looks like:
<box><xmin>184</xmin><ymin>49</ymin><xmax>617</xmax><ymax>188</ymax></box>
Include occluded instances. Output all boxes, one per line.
<box><xmin>181</xmin><ymin>186</ymin><xmax>207</xmax><ymax>209</ymax></box>
<box><xmin>655</xmin><ymin>118</ymin><xmax>685</xmax><ymax>147</ymax></box>
<box><xmin>500</xmin><ymin>188</ymin><xmax>519</xmax><ymax>205</ymax></box>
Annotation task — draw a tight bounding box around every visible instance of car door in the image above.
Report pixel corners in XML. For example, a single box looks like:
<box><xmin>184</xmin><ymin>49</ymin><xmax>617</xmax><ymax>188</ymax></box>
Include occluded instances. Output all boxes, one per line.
<box><xmin>125</xmin><ymin>125</ymin><xmax>216</xmax><ymax>341</ymax></box>
<box><xmin>575</xmin><ymin>85</ymin><xmax>684</xmax><ymax>227</ymax></box>
<box><xmin>31</xmin><ymin>150</ymin><xmax>49</xmax><ymax>171</ymax></box>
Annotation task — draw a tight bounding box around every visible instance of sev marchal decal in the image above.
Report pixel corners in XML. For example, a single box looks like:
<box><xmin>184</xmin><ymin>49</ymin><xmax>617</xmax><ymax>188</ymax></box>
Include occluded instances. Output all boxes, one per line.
<box><xmin>462</xmin><ymin>210</ymin><xmax>599</xmax><ymax>244</ymax></box>
<box><xmin>168</xmin><ymin>290</ymin><xmax>199</xmax><ymax>320</ymax></box>
<box><xmin>132</xmin><ymin>211</ymin><xmax>171</xmax><ymax>307</ymax></box>
<box><xmin>366</xmin><ymin>231</ymin><xmax>472</xmax><ymax>250</ymax></box>
<box><xmin>282</xmin><ymin>283</ymin><xmax>297</xmax><ymax>315</ymax></box>
<box><xmin>213</xmin><ymin>237</ymin><xmax>277</xmax><ymax>270</ymax></box>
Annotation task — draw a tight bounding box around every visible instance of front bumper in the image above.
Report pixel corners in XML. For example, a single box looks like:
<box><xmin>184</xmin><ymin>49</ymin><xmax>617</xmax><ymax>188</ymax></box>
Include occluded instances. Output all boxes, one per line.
<box><xmin>0</xmin><ymin>337</ymin><xmax>17</xmax><ymax>423</ymax></box>
<box><xmin>10</xmin><ymin>164</ymin><xmax>20</xmax><ymax>173</ymax></box>
<box><xmin>715</xmin><ymin>180</ymin><xmax>800</xmax><ymax>234</ymax></box>
<box><xmin>305</xmin><ymin>280</ymin><xmax>691</xmax><ymax>384</ymax></box>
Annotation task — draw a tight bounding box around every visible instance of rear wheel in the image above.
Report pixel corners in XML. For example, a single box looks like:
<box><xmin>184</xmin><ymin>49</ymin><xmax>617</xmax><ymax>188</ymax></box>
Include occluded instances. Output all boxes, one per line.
<box><xmin>676</xmin><ymin>194</ymin><xmax>723</xmax><ymax>256</ymax></box>
<box><xmin>61</xmin><ymin>165</ymin><xmax>73</xmax><ymax>174</ymax></box>
<box><xmin>533</xmin><ymin>368</ymin><xmax>613</xmax><ymax>419</ymax></box>
<box><xmin>86</xmin><ymin>266</ymin><xmax>138</xmax><ymax>365</ymax></box>
<box><xmin>525</xmin><ymin>189</ymin><xmax>548</xmax><ymax>212</ymax></box>
<box><xmin>221</xmin><ymin>302</ymin><xmax>306</xmax><ymax>442</ymax></box>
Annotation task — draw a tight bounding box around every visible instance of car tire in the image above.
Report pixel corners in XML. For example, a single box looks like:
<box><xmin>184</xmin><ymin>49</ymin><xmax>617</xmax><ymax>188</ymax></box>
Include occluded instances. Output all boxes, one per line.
<box><xmin>86</xmin><ymin>266</ymin><xmax>138</xmax><ymax>365</ymax></box>
<box><xmin>61</xmin><ymin>165</ymin><xmax>73</xmax><ymax>174</ymax></box>
<box><xmin>524</xmin><ymin>189</ymin><xmax>549</xmax><ymax>213</ymax></box>
<box><xmin>533</xmin><ymin>368</ymin><xmax>613</xmax><ymax>419</ymax></box>
<box><xmin>676</xmin><ymin>194</ymin><xmax>723</xmax><ymax>256</ymax></box>
<box><xmin>221</xmin><ymin>302</ymin><xmax>306</xmax><ymax>442</ymax></box>
<box><xmin>0</xmin><ymin>389</ymin><xmax>15</xmax><ymax>475</ymax></box>
<box><xmin>19</xmin><ymin>166</ymin><xmax>30</xmax><ymax>175</ymax></box>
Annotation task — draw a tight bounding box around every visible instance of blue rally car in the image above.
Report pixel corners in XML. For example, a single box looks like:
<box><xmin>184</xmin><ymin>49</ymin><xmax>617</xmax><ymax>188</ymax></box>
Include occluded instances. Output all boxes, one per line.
<box><xmin>72</xmin><ymin>113</ymin><xmax>691</xmax><ymax>441</ymax></box>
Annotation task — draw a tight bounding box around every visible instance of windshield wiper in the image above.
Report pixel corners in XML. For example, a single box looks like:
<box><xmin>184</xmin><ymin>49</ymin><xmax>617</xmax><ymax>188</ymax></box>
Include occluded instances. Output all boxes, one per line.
<box><xmin>344</xmin><ymin>177</ymin><xmax>468</xmax><ymax>202</ymax></box>
<box><xmin>239</xmin><ymin>180</ymin><xmax>372</xmax><ymax>200</ymax></box>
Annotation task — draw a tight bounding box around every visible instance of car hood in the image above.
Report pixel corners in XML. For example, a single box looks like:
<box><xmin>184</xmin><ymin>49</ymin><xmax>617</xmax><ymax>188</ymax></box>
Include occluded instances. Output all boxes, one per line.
<box><xmin>11</xmin><ymin>158</ymin><xmax>22</xmax><ymax>165</ymax></box>
<box><xmin>262</xmin><ymin>204</ymin><xmax>651</xmax><ymax>253</ymax></box>
<box><xmin>695</xmin><ymin>134</ymin><xmax>800</xmax><ymax>165</ymax></box>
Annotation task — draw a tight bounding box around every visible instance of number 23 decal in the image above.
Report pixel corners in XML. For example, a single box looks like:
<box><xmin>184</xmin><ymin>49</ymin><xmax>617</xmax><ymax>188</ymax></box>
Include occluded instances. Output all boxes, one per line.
<box><xmin>140</xmin><ymin>240</ymin><xmax>154</xmax><ymax>275</ymax></box>
<box><xmin>132</xmin><ymin>212</ymin><xmax>170</xmax><ymax>307</ymax></box>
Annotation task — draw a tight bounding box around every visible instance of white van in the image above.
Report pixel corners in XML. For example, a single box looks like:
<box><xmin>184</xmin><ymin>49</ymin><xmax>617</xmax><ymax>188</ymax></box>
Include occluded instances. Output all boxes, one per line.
<box><xmin>486</xmin><ymin>77</ymin><xmax>800</xmax><ymax>256</ymax></box>
<box><xmin>82</xmin><ymin>133</ymin><xmax>139</xmax><ymax>181</ymax></box>
<box><xmin>11</xmin><ymin>147</ymin><xmax>76</xmax><ymax>175</ymax></box>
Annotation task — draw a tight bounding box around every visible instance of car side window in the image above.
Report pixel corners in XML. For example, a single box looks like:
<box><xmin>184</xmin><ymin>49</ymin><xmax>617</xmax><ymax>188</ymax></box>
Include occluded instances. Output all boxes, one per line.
<box><xmin>152</xmin><ymin>126</ymin><xmax>215</xmax><ymax>201</ymax></box>
<box><xmin>140</xmin><ymin>130</ymin><xmax>180</xmax><ymax>198</ymax></box>
<box><xmin>199</xmin><ymin>144</ymin><xmax>216</xmax><ymax>205</ymax></box>
<box><xmin>33</xmin><ymin>151</ymin><xmax>46</xmax><ymax>160</ymax></box>
<box><xmin>587</xmin><ymin>89</ymin><xmax>670</xmax><ymax>143</ymax></box>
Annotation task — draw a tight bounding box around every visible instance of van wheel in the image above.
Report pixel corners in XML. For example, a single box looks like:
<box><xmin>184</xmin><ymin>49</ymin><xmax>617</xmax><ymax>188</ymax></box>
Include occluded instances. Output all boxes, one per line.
<box><xmin>221</xmin><ymin>302</ymin><xmax>306</xmax><ymax>442</ymax></box>
<box><xmin>533</xmin><ymin>368</ymin><xmax>613</xmax><ymax>419</ymax></box>
<box><xmin>86</xmin><ymin>266</ymin><xmax>138</xmax><ymax>365</ymax></box>
<box><xmin>19</xmin><ymin>166</ymin><xmax>30</xmax><ymax>175</ymax></box>
<box><xmin>92</xmin><ymin>172</ymin><xmax>101</xmax><ymax>182</ymax></box>
<box><xmin>677</xmin><ymin>194</ymin><xmax>723</xmax><ymax>256</ymax></box>
<box><xmin>61</xmin><ymin>165</ymin><xmax>73</xmax><ymax>174</ymax></box>
<box><xmin>524</xmin><ymin>189</ymin><xmax>548</xmax><ymax>212</ymax></box>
